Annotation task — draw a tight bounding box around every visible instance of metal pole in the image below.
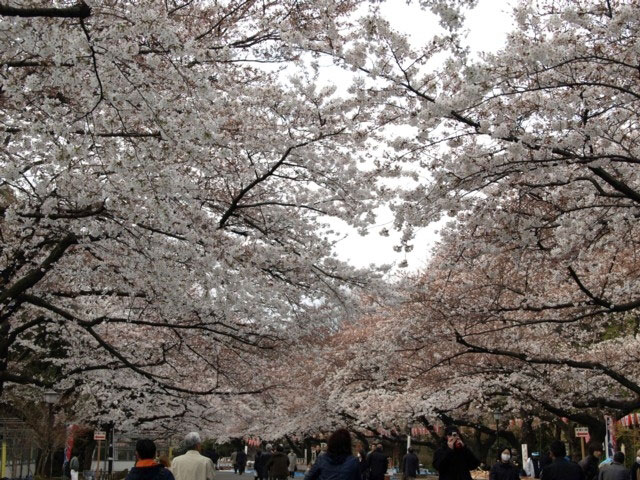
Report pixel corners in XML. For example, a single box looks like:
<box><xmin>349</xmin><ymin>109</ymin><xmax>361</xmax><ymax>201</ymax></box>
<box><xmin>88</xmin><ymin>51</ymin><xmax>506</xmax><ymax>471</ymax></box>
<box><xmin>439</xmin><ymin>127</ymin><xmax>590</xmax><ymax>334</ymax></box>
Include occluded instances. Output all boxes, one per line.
<box><xmin>496</xmin><ymin>418</ymin><xmax>500</xmax><ymax>457</ymax></box>
<box><xmin>96</xmin><ymin>440</ymin><xmax>102</xmax><ymax>480</ymax></box>
<box><xmin>108</xmin><ymin>426</ymin><xmax>114</xmax><ymax>475</ymax></box>
<box><xmin>29</xmin><ymin>438</ymin><xmax>34</xmax><ymax>476</ymax></box>
<box><xmin>20</xmin><ymin>437</ymin><xmax>24</xmax><ymax>479</ymax></box>
<box><xmin>1</xmin><ymin>438</ymin><xmax>6</xmax><ymax>478</ymax></box>
<box><xmin>49</xmin><ymin>403</ymin><xmax>54</xmax><ymax>480</ymax></box>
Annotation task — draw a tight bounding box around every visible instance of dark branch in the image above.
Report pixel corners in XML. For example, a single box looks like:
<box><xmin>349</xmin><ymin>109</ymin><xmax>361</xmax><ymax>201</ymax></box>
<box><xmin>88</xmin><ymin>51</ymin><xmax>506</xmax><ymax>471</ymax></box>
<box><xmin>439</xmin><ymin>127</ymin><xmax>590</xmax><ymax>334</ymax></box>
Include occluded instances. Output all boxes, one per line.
<box><xmin>568</xmin><ymin>266</ymin><xmax>640</xmax><ymax>312</ymax></box>
<box><xmin>0</xmin><ymin>2</ymin><xmax>90</xmax><ymax>18</ymax></box>
<box><xmin>454</xmin><ymin>331</ymin><xmax>640</xmax><ymax>395</ymax></box>
<box><xmin>0</xmin><ymin>233</ymin><xmax>77</xmax><ymax>305</ymax></box>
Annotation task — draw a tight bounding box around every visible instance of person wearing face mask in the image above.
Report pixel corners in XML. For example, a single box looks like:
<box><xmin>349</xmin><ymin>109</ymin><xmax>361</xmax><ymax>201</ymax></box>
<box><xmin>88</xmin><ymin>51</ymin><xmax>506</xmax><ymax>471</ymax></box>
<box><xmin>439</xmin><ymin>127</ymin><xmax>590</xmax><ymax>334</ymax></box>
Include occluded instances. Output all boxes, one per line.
<box><xmin>488</xmin><ymin>447</ymin><xmax>519</xmax><ymax>480</ymax></box>
<box><xmin>632</xmin><ymin>448</ymin><xmax>640</xmax><ymax>480</ymax></box>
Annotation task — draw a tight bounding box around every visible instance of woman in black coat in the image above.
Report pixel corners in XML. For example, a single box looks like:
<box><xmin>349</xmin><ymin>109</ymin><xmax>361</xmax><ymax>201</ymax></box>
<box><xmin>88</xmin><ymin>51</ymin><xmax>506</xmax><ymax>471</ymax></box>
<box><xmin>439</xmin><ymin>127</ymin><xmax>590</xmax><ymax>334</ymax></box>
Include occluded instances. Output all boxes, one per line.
<box><xmin>432</xmin><ymin>427</ymin><xmax>480</xmax><ymax>480</ymax></box>
<box><xmin>489</xmin><ymin>448</ymin><xmax>519</xmax><ymax>480</ymax></box>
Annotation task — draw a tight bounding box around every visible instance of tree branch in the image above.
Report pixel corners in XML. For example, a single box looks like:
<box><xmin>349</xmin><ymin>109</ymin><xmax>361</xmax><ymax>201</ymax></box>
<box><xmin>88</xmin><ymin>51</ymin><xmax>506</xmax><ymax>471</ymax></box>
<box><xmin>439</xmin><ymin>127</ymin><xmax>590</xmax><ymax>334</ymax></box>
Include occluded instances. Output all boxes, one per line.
<box><xmin>454</xmin><ymin>331</ymin><xmax>640</xmax><ymax>395</ymax></box>
<box><xmin>0</xmin><ymin>2</ymin><xmax>90</xmax><ymax>18</ymax></box>
<box><xmin>0</xmin><ymin>233</ymin><xmax>77</xmax><ymax>305</ymax></box>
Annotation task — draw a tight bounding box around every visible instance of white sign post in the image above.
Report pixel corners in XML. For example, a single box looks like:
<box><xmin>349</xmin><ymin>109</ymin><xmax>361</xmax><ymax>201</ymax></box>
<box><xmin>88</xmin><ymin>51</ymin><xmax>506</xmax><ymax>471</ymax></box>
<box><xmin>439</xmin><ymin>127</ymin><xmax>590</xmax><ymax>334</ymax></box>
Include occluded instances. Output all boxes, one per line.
<box><xmin>94</xmin><ymin>431</ymin><xmax>106</xmax><ymax>480</ymax></box>
<box><xmin>575</xmin><ymin>427</ymin><xmax>589</xmax><ymax>459</ymax></box>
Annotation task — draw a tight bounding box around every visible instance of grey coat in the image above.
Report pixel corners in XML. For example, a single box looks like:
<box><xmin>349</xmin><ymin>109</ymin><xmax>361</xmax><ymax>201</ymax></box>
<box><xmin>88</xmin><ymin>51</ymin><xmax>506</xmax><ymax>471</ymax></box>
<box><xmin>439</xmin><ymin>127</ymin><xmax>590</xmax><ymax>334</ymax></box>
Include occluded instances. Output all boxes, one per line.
<box><xmin>599</xmin><ymin>463</ymin><xmax>631</xmax><ymax>480</ymax></box>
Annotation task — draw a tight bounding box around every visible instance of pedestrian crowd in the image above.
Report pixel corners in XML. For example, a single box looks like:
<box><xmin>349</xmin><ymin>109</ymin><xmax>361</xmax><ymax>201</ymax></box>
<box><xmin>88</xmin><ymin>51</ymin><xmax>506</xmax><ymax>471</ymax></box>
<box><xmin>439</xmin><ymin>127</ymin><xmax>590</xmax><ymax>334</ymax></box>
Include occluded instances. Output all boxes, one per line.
<box><xmin>119</xmin><ymin>428</ymin><xmax>640</xmax><ymax>480</ymax></box>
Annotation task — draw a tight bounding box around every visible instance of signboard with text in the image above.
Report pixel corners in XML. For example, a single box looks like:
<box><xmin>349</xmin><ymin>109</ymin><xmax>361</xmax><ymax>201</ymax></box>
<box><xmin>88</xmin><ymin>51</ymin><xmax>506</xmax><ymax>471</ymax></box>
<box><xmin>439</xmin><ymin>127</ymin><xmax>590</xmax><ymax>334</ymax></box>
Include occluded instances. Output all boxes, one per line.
<box><xmin>575</xmin><ymin>427</ymin><xmax>589</xmax><ymax>438</ymax></box>
<box><xmin>93</xmin><ymin>431</ymin><xmax>106</xmax><ymax>441</ymax></box>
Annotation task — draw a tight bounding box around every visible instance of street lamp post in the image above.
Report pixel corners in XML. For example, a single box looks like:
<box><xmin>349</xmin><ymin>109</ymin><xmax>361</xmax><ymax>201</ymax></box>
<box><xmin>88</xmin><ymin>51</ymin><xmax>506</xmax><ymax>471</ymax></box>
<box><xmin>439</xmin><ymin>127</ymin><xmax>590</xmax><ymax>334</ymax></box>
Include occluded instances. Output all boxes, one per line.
<box><xmin>44</xmin><ymin>391</ymin><xmax>62</xmax><ymax>480</ymax></box>
<box><xmin>493</xmin><ymin>410</ymin><xmax>503</xmax><ymax>444</ymax></box>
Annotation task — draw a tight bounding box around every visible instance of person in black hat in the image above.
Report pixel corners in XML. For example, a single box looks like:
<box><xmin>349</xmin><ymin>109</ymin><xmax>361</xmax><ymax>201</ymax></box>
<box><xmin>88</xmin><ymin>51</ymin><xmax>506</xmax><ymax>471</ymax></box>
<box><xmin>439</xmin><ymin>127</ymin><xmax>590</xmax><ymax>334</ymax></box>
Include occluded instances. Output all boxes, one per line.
<box><xmin>432</xmin><ymin>426</ymin><xmax>480</xmax><ymax>480</ymax></box>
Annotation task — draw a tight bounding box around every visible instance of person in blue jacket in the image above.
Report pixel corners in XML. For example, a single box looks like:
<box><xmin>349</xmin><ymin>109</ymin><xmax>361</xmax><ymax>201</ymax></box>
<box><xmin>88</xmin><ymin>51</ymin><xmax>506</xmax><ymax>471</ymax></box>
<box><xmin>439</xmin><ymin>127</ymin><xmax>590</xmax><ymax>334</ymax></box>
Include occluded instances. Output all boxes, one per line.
<box><xmin>304</xmin><ymin>429</ymin><xmax>360</xmax><ymax>480</ymax></box>
<box><xmin>126</xmin><ymin>439</ymin><xmax>175</xmax><ymax>480</ymax></box>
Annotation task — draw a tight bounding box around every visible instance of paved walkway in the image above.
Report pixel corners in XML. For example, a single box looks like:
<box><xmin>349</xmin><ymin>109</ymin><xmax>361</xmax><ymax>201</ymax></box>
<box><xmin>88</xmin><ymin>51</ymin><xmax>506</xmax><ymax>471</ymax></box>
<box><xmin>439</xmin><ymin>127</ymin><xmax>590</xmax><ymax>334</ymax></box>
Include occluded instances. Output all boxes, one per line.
<box><xmin>215</xmin><ymin>471</ymin><xmax>305</xmax><ymax>480</ymax></box>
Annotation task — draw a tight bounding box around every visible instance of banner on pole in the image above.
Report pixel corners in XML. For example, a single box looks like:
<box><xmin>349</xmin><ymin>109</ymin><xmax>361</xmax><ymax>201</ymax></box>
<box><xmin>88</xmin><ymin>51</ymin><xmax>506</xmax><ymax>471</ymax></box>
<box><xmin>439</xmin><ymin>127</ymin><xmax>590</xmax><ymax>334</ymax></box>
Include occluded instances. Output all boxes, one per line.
<box><xmin>604</xmin><ymin>416</ymin><xmax>617</xmax><ymax>459</ymax></box>
<box><xmin>63</xmin><ymin>425</ymin><xmax>80</xmax><ymax>470</ymax></box>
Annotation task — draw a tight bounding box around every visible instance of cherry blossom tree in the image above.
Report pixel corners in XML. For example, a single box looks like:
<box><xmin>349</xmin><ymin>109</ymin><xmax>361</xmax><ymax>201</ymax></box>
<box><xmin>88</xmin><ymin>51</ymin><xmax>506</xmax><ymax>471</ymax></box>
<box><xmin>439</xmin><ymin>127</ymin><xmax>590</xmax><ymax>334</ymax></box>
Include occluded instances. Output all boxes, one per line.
<box><xmin>316</xmin><ymin>0</ymin><xmax>640</xmax><ymax>441</ymax></box>
<box><xmin>4</xmin><ymin>0</ymin><xmax>639</xmax><ymax>442</ymax></box>
<box><xmin>199</xmin><ymin>0</ymin><xmax>640</xmax><ymax>441</ymax></box>
<box><xmin>0</xmin><ymin>0</ymin><xmax>391</xmax><ymax>427</ymax></box>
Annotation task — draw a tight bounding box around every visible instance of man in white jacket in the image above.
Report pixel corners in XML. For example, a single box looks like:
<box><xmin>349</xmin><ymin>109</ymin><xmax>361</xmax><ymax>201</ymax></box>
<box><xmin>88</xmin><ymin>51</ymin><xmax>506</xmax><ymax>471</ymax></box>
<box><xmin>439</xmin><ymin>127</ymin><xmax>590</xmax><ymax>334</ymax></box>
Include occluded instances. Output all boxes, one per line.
<box><xmin>171</xmin><ymin>433</ymin><xmax>215</xmax><ymax>480</ymax></box>
<box><xmin>524</xmin><ymin>451</ymin><xmax>541</xmax><ymax>478</ymax></box>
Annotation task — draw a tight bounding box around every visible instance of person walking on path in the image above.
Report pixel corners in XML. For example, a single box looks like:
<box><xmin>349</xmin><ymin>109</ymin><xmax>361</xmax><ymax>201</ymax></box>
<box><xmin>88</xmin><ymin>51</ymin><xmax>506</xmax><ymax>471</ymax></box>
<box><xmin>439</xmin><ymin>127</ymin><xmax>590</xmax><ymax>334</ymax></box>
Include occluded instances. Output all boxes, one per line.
<box><xmin>580</xmin><ymin>443</ymin><xmax>604</xmax><ymax>480</ymax></box>
<box><xmin>357</xmin><ymin>450</ymin><xmax>368</xmax><ymax>480</ymax></box>
<box><xmin>232</xmin><ymin>450</ymin><xmax>239</xmax><ymax>474</ymax></box>
<box><xmin>70</xmin><ymin>455</ymin><xmax>80</xmax><ymax>480</ymax></box>
<box><xmin>598</xmin><ymin>452</ymin><xmax>630</xmax><ymax>480</ymax></box>
<box><xmin>268</xmin><ymin>445</ymin><xmax>290</xmax><ymax>480</ymax></box>
<box><xmin>236</xmin><ymin>449</ymin><xmax>248</xmax><ymax>475</ymax></box>
<box><xmin>171</xmin><ymin>432</ymin><xmax>215</xmax><ymax>480</ymax></box>
<box><xmin>401</xmin><ymin>448</ymin><xmax>419</xmax><ymax>480</ymax></box>
<box><xmin>304</xmin><ymin>428</ymin><xmax>359</xmax><ymax>480</ymax></box>
<box><xmin>255</xmin><ymin>450</ymin><xmax>265</xmax><ymax>480</ymax></box>
<box><xmin>126</xmin><ymin>439</ymin><xmax>175</xmax><ymax>480</ymax></box>
<box><xmin>432</xmin><ymin>426</ymin><xmax>480</xmax><ymax>480</ymax></box>
<box><xmin>540</xmin><ymin>440</ymin><xmax>584</xmax><ymax>480</ymax></box>
<box><xmin>632</xmin><ymin>448</ymin><xmax>640</xmax><ymax>480</ymax></box>
<box><xmin>288</xmin><ymin>451</ymin><xmax>297</xmax><ymax>478</ymax></box>
<box><xmin>489</xmin><ymin>447</ymin><xmax>519</xmax><ymax>480</ymax></box>
<box><xmin>261</xmin><ymin>445</ymin><xmax>274</xmax><ymax>480</ymax></box>
<box><xmin>367</xmin><ymin>444</ymin><xmax>388</xmax><ymax>480</ymax></box>
<box><xmin>203</xmin><ymin>448</ymin><xmax>219</xmax><ymax>471</ymax></box>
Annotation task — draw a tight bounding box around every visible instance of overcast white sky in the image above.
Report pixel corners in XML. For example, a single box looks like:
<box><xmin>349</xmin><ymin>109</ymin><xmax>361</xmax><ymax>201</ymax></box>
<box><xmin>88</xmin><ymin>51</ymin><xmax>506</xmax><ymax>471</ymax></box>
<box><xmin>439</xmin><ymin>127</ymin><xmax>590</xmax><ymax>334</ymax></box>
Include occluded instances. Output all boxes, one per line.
<box><xmin>329</xmin><ymin>0</ymin><xmax>516</xmax><ymax>274</ymax></box>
